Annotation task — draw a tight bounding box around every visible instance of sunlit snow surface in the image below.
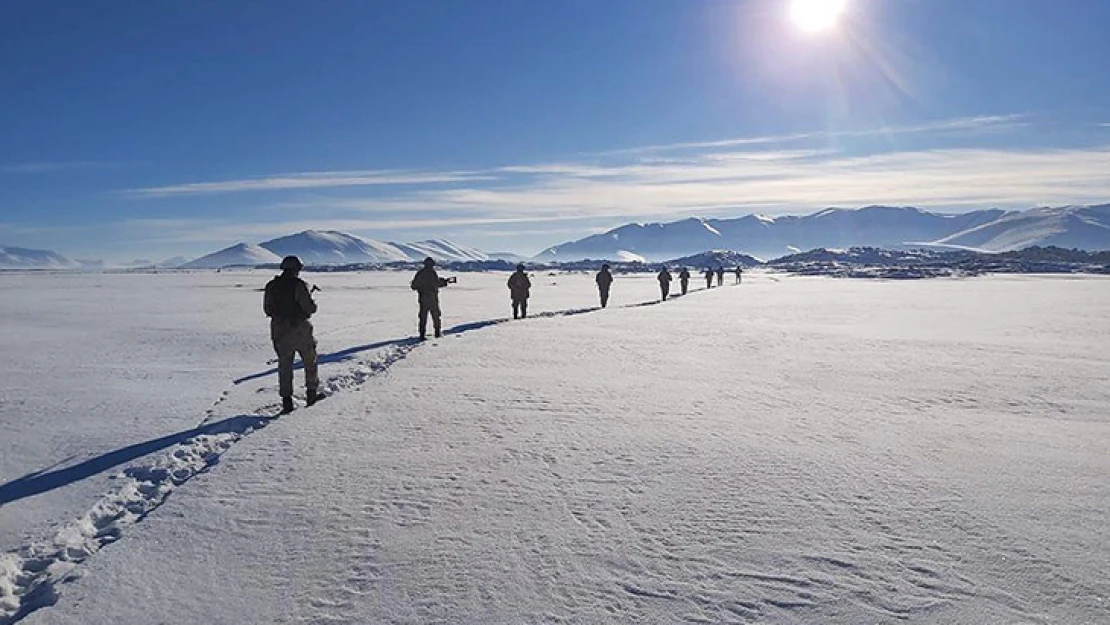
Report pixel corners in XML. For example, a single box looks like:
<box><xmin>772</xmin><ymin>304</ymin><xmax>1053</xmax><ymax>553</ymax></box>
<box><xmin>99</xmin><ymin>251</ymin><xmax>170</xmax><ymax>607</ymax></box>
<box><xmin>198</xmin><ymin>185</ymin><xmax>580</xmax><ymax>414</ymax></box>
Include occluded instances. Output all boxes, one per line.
<box><xmin>1</xmin><ymin>270</ymin><xmax>1108</xmax><ymax>623</ymax></box>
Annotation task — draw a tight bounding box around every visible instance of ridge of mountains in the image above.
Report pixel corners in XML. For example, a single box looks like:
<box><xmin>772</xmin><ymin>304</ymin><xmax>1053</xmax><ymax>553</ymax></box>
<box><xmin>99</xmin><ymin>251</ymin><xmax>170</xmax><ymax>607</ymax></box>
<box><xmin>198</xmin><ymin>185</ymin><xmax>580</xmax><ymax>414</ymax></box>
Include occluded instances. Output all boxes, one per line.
<box><xmin>535</xmin><ymin>204</ymin><xmax>1110</xmax><ymax>261</ymax></box>
<box><xmin>0</xmin><ymin>246</ymin><xmax>78</xmax><ymax>269</ymax></box>
<box><xmin>3</xmin><ymin>205</ymin><xmax>1108</xmax><ymax>270</ymax></box>
<box><xmin>180</xmin><ymin>231</ymin><xmax>489</xmax><ymax>269</ymax></box>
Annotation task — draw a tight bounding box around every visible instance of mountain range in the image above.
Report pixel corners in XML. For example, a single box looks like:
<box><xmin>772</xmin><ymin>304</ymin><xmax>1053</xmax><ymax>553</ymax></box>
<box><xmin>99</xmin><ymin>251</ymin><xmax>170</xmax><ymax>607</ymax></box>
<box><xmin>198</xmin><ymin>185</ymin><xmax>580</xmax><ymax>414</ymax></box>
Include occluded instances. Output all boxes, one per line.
<box><xmin>4</xmin><ymin>205</ymin><xmax>1108</xmax><ymax>270</ymax></box>
<box><xmin>0</xmin><ymin>246</ymin><xmax>77</xmax><ymax>269</ymax></box>
<box><xmin>535</xmin><ymin>204</ymin><xmax>1110</xmax><ymax>261</ymax></box>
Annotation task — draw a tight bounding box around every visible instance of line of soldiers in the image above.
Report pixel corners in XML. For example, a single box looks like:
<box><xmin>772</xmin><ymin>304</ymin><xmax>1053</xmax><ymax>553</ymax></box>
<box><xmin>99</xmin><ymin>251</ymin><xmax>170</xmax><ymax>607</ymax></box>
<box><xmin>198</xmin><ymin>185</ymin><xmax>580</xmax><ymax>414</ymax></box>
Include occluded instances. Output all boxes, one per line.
<box><xmin>263</xmin><ymin>255</ymin><xmax>744</xmax><ymax>412</ymax></box>
<box><xmin>655</xmin><ymin>265</ymin><xmax>743</xmax><ymax>301</ymax></box>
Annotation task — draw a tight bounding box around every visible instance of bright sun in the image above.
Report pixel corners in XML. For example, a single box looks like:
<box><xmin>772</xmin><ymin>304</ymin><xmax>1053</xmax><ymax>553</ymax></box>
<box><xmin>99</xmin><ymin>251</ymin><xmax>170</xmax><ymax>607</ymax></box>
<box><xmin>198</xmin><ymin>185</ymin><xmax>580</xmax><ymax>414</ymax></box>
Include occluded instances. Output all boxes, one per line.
<box><xmin>790</xmin><ymin>0</ymin><xmax>847</xmax><ymax>34</ymax></box>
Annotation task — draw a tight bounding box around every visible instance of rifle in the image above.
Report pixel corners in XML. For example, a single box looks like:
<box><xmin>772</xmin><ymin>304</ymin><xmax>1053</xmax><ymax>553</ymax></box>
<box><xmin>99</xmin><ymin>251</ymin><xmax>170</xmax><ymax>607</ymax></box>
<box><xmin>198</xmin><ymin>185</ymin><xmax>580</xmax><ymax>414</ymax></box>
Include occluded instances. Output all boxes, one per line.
<box><xmin>438</xmin><ymin>276</ymin><xmax>458</xmax><ymax>287</ymax></box>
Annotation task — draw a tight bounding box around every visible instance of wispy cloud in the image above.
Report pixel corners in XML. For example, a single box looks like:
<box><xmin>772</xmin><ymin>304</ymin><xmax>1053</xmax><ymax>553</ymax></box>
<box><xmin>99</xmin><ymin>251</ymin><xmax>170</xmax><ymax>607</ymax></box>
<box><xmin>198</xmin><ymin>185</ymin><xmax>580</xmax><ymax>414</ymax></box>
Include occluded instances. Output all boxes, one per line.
<box><xmin>107</xmin><ymin>113</ymin><xmax>1110</xmax><ymax>254</ymax></box>
<box><xmin>127</xmin><ymin>170</ymin><xmax>496</xmax><ymax>197</ymax></box>
<box><xmin>292</xmin><ymin>143</ymin><xmax>1110</xmax><ymax>220</ymax></box>
<box><xmin>1</xmin><ymin>161</ymin><xmax>119</xmax><ymax>174</ymax></box>
<box><xmin>120</xmin><ymin>213</ymin><xmax>608</xmax><ymax>246</ymax></box>
<box><xmin>125</xmin><ymin>115</ymin><xmax>1028</xmax><ymax>198</ymax></box>
<box><xmin>596</xmin><ymin>114</ymin><xmax>1027</xmax><ymax>156</ymax></box>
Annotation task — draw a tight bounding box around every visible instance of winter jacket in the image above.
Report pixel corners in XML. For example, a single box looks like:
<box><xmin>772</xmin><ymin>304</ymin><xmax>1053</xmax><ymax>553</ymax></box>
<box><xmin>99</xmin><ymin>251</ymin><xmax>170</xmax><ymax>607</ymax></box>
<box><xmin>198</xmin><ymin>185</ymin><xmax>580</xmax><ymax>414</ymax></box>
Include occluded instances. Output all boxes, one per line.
<box><xmin>595</xmin><ymin>269</ymin><xmax>614</xmax><ymax>290</ymax></box>
<box><xmin>657</xmin><ymin>270</ymin><xmax>672</xmax><ymax>284</ymax></box>
<box><xmin>507</xmin><ymin>271</ymin><xmax>531</xmax><ymax>300</ymax></box>
<box><xmin>411</xmin><ymin>267</ymin><xmax>444</xmax><ymax>297</ymax></box>
<box><xmin>264</xmin><ymin>274</ymin><xmax>317</xmax><ymax>321</ymax></box>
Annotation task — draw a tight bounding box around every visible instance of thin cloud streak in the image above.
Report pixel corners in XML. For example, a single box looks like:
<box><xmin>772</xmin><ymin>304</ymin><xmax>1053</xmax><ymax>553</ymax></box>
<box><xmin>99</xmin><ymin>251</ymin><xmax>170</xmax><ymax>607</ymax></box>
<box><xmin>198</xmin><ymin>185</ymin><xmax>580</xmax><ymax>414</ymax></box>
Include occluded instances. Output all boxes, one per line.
<box><xmin>1</xmin><ymin>161</ymin><xmax>120</xmax><ymax>174</ymax></box>
<box><xmin>594</xmin><ymin>114</ymin><xmax>1027</xmax><ymax>156</ymax></box>
<box><xmin>119</xmin><ymin>214</ymin><xmax>605</xmax><ymax>246</ymax></box>
<box><xmin>128</xmin><ymin>170</ymin><xmax>496</xmax><ymax>197</ymax></box>
<box><xmin>124</xmin><ymin>114</ymin><xmax>1030</xmax><ymax>197</ymax></box>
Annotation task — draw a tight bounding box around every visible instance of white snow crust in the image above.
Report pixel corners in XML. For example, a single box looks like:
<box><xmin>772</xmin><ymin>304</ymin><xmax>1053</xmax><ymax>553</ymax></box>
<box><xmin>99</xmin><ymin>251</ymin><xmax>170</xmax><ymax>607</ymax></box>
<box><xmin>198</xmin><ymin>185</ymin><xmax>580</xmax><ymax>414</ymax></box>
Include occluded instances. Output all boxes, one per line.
<box><xmin>1</xmin><ymin>270</ymin><xmax>1108</xmax><ymax>624</ymax></box>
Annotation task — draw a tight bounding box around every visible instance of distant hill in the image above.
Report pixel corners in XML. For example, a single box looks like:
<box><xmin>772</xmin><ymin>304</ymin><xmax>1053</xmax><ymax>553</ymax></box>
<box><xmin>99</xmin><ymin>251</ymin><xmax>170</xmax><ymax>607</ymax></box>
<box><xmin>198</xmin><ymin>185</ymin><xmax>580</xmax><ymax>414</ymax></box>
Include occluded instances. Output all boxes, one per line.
<box><xmin>0</xmin><ymin>246</ymin><xmax>76</xmax><ymax>269</ymax></box>
<box><xmin>488</xmin><ymin>251</ymin><xmax>528</xmax><ymax>263</ymax></box>
<box><xmin>765</xmin><ymin>245</ymin><xmax>1110</xmax><ymax>279</ymax></box>
<box><xmin>391</xmin><ymin>239</ymin><xmax>489</xmax><ymax>262</ymax></box>
<box><xmin>533</xmin><ymin>205</ymin><xmax>1110</xmax><ymax>261</ymax></box>
<box><xmin>932</xmin><ymin>204</ymin><xmax>1110</xmax><ymax>251</ymax></box>
<box><xmin>259</xmin><ymin>230</ymin><xmax>410</xmax><ymax>264</ymax></box>
<box><xmin>181</xmin><ymin>230</ymin><xmax>498</xmax><ymax>269</ymax></box>
<box><xmin>663</xmin><ymin>250</ymin><xmax>762</xmax><ymax>269</ymax></box>
<box><xmin>180</xmin><ymin>243</ymin><xmax>281</xmax><ymax>269</ymax></box>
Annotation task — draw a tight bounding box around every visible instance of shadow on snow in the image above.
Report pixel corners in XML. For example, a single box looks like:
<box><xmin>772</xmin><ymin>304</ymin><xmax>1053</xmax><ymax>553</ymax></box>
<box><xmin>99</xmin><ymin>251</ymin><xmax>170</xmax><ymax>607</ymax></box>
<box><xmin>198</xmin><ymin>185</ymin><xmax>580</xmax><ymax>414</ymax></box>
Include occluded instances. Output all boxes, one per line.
<box><xmin>0</xmin><ymin>414</ymin><xmax>274</xmax><ymax>507</ymax></box>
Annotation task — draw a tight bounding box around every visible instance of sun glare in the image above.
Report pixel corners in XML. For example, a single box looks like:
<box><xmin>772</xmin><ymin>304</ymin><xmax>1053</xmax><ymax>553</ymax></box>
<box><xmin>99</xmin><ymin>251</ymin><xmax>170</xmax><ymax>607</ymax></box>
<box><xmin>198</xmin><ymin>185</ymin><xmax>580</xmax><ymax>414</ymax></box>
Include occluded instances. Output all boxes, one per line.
<box><xmin>790</xmin><ymin>0</ymin><xmax>847</xmax><ymax>34</ymax></box>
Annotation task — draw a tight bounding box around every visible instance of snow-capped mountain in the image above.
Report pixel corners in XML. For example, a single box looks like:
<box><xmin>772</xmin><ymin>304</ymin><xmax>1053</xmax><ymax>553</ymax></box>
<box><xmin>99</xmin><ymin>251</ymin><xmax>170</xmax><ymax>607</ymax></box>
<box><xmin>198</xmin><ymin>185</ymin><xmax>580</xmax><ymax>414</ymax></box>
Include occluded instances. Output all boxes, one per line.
<box><xmin>0</xmin><ymin>246</ymin><xmax>76</xmax><ymax>269</ymax></box>
<box><xmin>182</xmin><ymin>231</ymin><xmax>497</xmax><ymax>268</ymax></box>
<box><xmin>487</xmin><ymin>251</ymin><xmax>528</xmax><ymax>263</ymax></box>
<box><xmin>260</xmin><ymin>230</ymin><xmax>411</xmax><ymax>264</ymax></box>
<box><xmin>390</xmin><ymin>239</ymin><xmax>490</xmax><ymax>262</ymax></box>
<box><xmin>535</xmin><ymin>207</ymin><xmax>1013</xmax><ymax>261</ymax></box>
<box><xmin>123</xmin><ymin>256</ymin><xmax>191</xmax><ymax>269</ymax></box>
<box><xmin>663</xmin><ymin>250</ymin><xmax>762</xmax><ymax>268</ymax></box>
<box><xmin>534</xmin><ymin>217</ymin><xmax>725</xmax><ymax>263</ymax></box>
<box><xmin>932</xmin><ymin>204</ymin><xmax>1110</xmax><ymax>251</ymax></box>
<box><xmin>179</xmin><ymin>243</ymin><xmax>281</xmax><ymax>269</ymax></box>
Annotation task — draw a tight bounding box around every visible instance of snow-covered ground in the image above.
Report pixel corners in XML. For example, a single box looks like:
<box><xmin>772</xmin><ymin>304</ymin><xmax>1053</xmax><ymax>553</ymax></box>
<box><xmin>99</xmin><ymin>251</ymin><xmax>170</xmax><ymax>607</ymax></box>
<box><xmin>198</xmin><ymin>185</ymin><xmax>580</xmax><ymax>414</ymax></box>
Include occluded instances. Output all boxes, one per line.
<box><xmin>1</xmin><ymin>270</ymin><xmax>1108</xmax><ymax>623</ymax></box>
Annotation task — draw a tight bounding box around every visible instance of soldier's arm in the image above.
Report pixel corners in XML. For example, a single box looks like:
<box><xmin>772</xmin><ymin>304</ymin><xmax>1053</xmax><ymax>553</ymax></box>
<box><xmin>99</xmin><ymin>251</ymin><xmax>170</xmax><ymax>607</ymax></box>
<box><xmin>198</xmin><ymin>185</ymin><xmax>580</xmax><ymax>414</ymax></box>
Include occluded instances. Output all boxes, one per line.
<box><xmin>296</xmin><ymin>281</ymin><xmax>318</xmax><ymax>317</ymax></box>
<box><xmin>263</xmin><ymin>284</ymin><xmax>274</xmax><ymax>317</ymax></box>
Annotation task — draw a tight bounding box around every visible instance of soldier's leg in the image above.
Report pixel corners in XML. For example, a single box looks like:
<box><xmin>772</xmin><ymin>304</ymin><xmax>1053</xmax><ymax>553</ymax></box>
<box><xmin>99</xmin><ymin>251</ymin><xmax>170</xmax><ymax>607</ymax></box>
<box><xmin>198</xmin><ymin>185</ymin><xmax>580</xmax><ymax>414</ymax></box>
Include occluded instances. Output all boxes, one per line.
<box><xmin>272</xmin><ymin>326</ymin><xmax>295</xmax><ymax>399</ymax></box>
<box><xmin>431</xmin><ymin>301</ymin><xmax>442</xmax><ymax>337</ymax></box>
<box><xmin>512</xmin><ymin>300</ymin><xmax>520</xmax><ymax>319</ymax></box>
<box><xmin>297</xmin><ymin>323</ymin><xmax>319</xmax><ymax>393</ymax></box>
<box><xmin>418</xmin><ymin>303</ymin><xmax>429</xmax><ymax>337</ymax></box>
<box><xmin>520</xmin><ymin>299</ymin><xmax>528</xmax><ymax>318</ymax></box>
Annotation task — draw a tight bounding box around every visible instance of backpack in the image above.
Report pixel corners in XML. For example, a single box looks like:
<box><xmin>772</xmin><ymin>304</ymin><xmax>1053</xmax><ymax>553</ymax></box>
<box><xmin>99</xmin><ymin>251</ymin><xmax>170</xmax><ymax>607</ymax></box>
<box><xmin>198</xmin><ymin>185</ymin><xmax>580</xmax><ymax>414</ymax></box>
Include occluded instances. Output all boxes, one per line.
<box><xmin>266</xmin><ymin>275</ymin><xmax>307</xmax><ymax>320</ymax></box>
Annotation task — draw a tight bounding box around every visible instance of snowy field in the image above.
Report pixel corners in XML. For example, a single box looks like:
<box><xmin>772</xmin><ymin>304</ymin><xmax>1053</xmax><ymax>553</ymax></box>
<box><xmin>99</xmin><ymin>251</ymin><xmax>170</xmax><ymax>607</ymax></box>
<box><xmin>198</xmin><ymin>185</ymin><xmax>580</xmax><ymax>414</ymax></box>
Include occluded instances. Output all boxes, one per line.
<box><xmin>1</xmin><ymin>269</ymin><xmax>1108</xmax><ymax>624</ymax></box>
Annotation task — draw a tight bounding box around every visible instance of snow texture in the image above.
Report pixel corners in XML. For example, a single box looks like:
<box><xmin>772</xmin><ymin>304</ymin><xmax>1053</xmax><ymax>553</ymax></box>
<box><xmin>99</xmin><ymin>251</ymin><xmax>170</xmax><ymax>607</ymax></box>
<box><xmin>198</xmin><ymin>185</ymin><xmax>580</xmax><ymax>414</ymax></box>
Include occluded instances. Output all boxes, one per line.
<box><xmin>1</xmin><ymin>270</ymin><xmax>1108</xmax><ymax>624</ymax></box>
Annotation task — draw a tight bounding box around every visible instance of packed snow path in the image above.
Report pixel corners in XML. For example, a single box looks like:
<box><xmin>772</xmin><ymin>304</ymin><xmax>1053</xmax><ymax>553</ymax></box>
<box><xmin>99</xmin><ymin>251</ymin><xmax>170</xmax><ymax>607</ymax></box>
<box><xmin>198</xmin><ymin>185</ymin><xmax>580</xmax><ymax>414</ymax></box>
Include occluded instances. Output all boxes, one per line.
<box><xmin>1</xmin><ymin>272</ymin><xmax>1108</xmax><ymax>623</ymax></box>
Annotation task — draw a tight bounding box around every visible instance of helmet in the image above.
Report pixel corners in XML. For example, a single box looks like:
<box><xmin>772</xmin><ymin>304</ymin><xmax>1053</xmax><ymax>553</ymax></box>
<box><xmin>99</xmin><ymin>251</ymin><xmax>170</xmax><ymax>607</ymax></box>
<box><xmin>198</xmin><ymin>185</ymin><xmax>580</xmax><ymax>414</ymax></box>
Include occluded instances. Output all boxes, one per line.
<box><xmin>423</xmin><ymin>257</ymin><xmax>436</xmax><ymax>267</ymax></box>
<box><xmin>516</xmin><ymin>263</ymin><xmax>526</xmax><ymax>272</ymax></box>
<box><xmin>280</xmin><ymin>255</ymin><xmax>303</xmax><ymax>271</ymax></box>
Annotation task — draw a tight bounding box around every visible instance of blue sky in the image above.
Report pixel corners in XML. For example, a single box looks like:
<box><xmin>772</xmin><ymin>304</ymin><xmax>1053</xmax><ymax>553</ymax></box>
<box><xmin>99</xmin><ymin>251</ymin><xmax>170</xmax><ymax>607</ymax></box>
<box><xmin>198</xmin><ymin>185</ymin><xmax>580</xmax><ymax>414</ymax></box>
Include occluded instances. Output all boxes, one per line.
<box><xmin>2</xmin><ymin>0</ymin><xmax>1109</xmax><ymax>261</ymax></box>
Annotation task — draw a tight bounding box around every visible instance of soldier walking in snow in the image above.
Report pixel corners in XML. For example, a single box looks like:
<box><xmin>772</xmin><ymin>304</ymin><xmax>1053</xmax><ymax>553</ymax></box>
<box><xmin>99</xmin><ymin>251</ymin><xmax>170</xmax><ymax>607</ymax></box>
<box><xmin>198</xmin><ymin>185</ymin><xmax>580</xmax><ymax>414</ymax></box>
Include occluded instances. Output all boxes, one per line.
<box><xmin>735</xmin><ymin>265</ymin><xmax>743</xmax><ymax>284</ymax></box>
<box><xmin>678</xmin><ymin>267</ymin><xmax>691</xmax><ymax>296</ymax></box>
<box><xmin>263</xmin><ymin>255</ymin><xmax>322</xmax><ymax>413</ymax></box>
<box><xmin>596</xmin><ymin>264</ymin><xmax>614</xmax><ymax>308</ymax></box>
<box><xmin>716</xmin><ymin>266</ymin><xmax>725</xmax><ymax>287</ymax></box>
<box><xmin>704</xmin><ymin>268</ymin><xmax>714</xmax><ymax>289</ymax></box>
<box><xmin>507</xmin><ymin>264</ymin><xmax>532</xmax><ymax>319</ymax></box>
<box><xmin>411</xmin><ymin>257</ymin><xmax>451</xmax><ymax>339</ymax></box>
<box><xmin>657</xmin><ymin>267</ymin><xmax>673</xmax><ymax>301</ymax></box>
